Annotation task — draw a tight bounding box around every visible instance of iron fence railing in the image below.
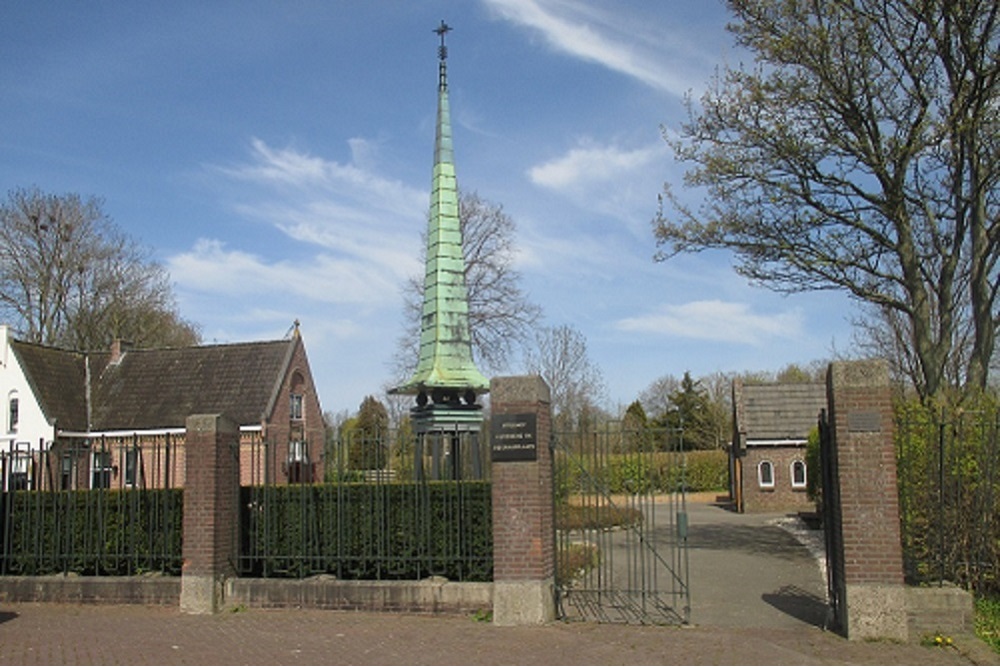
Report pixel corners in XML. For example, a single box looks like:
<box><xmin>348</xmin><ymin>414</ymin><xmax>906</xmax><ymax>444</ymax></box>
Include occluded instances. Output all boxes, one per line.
<box><xmin>896</xmin><ymin>402</ymin><xmax>1000</xmax><ymax>595</ymax></box>
<box><xmin>0</xmin><ymin>427</ymin><xmax>494</xmax><ymax>582</ymax></box>
<box><xmin>0</xmin><ymin>436</ymin><xmax>185</xmax><ymax>575</ymax></box>
<box><xmin>237</xmin><ymin>427</ymin><xmax>493</xmax><ymax>581</ymax></box>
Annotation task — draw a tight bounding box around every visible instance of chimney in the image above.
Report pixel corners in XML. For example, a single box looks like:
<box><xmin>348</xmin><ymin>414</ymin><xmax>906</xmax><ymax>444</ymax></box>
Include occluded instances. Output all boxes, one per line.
<box><xmin>109</xmin><ymin>339</ymin><xmax>131</xmax><ymax>365</ymax></box>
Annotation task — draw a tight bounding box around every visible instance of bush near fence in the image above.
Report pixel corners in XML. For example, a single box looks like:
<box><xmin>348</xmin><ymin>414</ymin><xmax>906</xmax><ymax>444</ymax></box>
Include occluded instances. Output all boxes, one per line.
<box><xmin>0</xmin><ymin>480</ymin><xmax>492</xmax><ymax>583</ymax></box>
<box><xmin>240</xmin><ymin>481</ymin><xmax>492</xmax><ymax>582</ymax></box>
<box><xmin>895</xmin><ymin>395</ymin><xmax>1000</xmax><ymax>596</ymax></box>
<box><xmin>556</xmin><ymin>450</ymin><xmax>728</xmax><ymax>499</ymax></box>
<box><xmin>0</xmin><ymin>489</ymin><xmax>183</xmax><ymax>576</ymax></box>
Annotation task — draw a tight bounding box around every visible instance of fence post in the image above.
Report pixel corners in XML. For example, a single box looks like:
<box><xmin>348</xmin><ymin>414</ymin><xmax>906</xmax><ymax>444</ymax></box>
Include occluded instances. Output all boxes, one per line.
<box><xmin>180</xmin><ymin>414</ymin><xmax>240</xmax><ymax>614</ymax></box>
<box><xmin>826</xmin><ymin>360</ymin><xmax>907</xmax><ymax>640</ymax></box>
<box><xmin>489</xmin><ymin>376</ymin><xmax>556</xmax><ymax>625</ymax></box>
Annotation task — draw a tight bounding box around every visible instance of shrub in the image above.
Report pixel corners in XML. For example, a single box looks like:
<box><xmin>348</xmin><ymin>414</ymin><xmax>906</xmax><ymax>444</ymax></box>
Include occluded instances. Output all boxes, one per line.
<box><xmin>241</xmin><ymin>481</ymin><xmax>492</xmax><ymax>582</ymax></box>
<box><xmin>0</xmin><ymin>488</ymin><xmax>183</xmax><ymax>576</ymax></box>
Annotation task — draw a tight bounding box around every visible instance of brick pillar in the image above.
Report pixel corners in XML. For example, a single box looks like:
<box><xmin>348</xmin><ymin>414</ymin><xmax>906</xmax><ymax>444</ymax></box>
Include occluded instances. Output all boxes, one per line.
<box><xmin>180</xmin><ymin>414</ymin><xmax>240</xmax><ymax>614</ymax></box>
<box><xmin>826</xmin><ymin>360</ymin><xmax>907</xmax><ymax>640</ymax></box>
<box><xmin>490</xmin><ymin>376</ymin><xmax>555</xmax><ymax>625</ymax></box>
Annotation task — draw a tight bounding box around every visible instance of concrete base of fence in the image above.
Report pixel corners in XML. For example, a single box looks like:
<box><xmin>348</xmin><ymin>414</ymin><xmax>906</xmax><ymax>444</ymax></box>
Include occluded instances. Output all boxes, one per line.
<box><xmin>0</xmin><ymin>575</ymin><xmax>179</xmax><ymax>606</ymax></box>
<box><xmin>492</xmin><ymin>579</ymin><xmax>555</xmax><ymax>626</ymax></box>
<box><xmin>907</xmin><ymin>584</ymin><xmax>974</xmax><ymax>639</ymax></box>
<box><xmin>227</xmin><ymin>577</ymin><xmax>493</xmax><ymax>615</ymax></box>
<box><xmin>180</xmin><ymin>574</ymin><xmax>227</xmax><ymax>615</ymax></box>
<box><xmin>846</xmin><ymin>583</ymin><xmax>908</xmax><ymax>641</ymax></box>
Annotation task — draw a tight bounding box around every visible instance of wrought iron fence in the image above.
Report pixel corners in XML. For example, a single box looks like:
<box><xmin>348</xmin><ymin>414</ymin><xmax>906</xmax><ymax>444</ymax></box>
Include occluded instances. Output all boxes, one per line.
<box><xmin>238</xmin><ymin>427</ymin><xmax>493</xmax><ymax>581</ymax></box>
<box><xmin>0</xmin><ymin>427</ymin><xmax>493</xmax><ymax>582</ymax></box>
<box><xmin>0</xmin><ymin>436</ymin><xmax>184</xmax><ymax>576</ymax></box>
<box><xmin>553</xmin><ymin>424</ymin><xmax>691</xmax><ymax>625</ymax></box>
<box><xmin>896</xmin><ymin>401</ymin><xmax>1000</xmax><ymax>595</ymax></box>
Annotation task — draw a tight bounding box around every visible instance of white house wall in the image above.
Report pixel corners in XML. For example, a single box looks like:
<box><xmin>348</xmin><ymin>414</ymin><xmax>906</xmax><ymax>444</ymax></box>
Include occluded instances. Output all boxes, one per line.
<box><xmin>0</xmin><ymin>325</ymin><xmax>54</xmax><ymax>459</ymax></box>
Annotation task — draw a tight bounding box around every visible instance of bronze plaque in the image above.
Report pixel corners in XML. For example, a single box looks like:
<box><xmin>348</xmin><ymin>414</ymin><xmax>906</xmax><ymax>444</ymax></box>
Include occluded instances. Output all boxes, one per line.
<box><xmin>848</xmin><ymin>411</ymin><xmax>881</xmax><ymax>433</ymax></box>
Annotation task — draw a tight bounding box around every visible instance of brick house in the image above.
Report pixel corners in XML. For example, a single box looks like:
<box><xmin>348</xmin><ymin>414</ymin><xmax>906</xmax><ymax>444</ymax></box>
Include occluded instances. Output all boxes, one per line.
<box><xmin>0</xmin><ymin>323</ymin><xmax>324</xmax><ymax>490</ymax></box>
<box><xmin>730</xmin><ymin>379</ymin><xmax>826</xmax><ymax>513</ymax></box>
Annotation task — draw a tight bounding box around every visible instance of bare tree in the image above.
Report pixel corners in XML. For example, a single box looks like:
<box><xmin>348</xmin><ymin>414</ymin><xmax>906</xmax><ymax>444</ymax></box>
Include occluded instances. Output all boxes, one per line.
<box><xmin>524</xmin><ymin>324</ymin><xmax>606</xmax><ymax>429</ymax></box>
<box><xmin>0</xmin><ymin>187</ymin><xmax>199</xmax><ymax>349</ymax></box>
<box><xmin>638</xmin><ymin>374</ymin><xmax>681</xmax><ymax>420</ymax></box>
<box><xmin>394</xmin><ymin>190</ymin><xmax>542</xmax><ymax>381</ymax></box>
<box><xmin>654</xmin><ymin>0</ymin><xmax>1000</xmax><ymax>399</ymax></box>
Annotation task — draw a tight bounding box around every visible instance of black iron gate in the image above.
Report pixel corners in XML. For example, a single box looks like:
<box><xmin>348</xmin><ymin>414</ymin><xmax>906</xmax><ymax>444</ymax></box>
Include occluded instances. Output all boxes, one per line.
<box><xmin>818</xmin><ymin>409</ymin><xmax>846</xmax><ymax>633</ymax></box>
<box><xmin>552</xmin><ymin>425</ymin><xmax>689</xmax><ymax>625</ymax></box>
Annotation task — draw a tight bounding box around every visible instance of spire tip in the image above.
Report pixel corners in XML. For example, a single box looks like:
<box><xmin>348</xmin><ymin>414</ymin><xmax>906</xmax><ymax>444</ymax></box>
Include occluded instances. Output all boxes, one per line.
<box><xmin>434</xmin><ymin>20</ymin><xmax>452</xmax><ymax>61</ymax></box>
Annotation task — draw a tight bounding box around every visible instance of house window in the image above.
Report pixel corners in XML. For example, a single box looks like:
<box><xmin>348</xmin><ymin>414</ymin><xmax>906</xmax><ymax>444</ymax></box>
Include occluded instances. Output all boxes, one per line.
<box><xmin>124</xmin><ymin>448</ymin><xmax>139</xmax><ymax>487</ymax></box>
<box><xmin>791</xmin><ymin>459</ymin><xmax>807</xmax><ymax>489</ymax></box>
<box><xmin>61</xmin><ymin>453</ymin><xmax>75</xmax><ymax>490</ymax></box>
<box><xmin>288</xmin><ymin>440</ymin><xmax>307</xmax><ymax>463</ymax></box>
<box><xmin>8</xmin><ymin>393</ymin><xmax>18</xmax><ymax>432</ymax></box>
<box><xmin>9</xmin><ymin>450</ymin><xmax>30</xmax><ymax>490</ymax></box>
<box><xmin>290</xmin><ymin>393</ymin><xmax>303</xmax><ymax>420</ymax></box>
<box><xmin>92</xmin><ymin>450</ymin><xmax>112</xmax><ymax>489</ymax></box>
<box><xmin>757</xmin><ymin>460</ymin><xmax>775</xmax><ymax>489</ymax></box>
<box><xmin>287</xmin><ymin>440</ymin><xmax>309</xmax><ymax>483</ymax></box>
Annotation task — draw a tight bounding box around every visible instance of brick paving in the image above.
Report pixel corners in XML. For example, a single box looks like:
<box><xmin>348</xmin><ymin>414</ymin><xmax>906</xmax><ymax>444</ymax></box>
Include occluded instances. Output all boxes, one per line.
<box><xmin>0</xmin><ymin>602</ymin><xmax>992</xmax><ymax>665</ymax></box>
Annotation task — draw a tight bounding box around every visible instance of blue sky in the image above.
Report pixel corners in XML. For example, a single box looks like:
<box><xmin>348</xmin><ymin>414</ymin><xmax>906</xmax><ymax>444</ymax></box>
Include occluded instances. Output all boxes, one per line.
<box><xmin>0</xmin><ymin>1</ymin><xmax>856</xmax><ymax>416</ymax></box>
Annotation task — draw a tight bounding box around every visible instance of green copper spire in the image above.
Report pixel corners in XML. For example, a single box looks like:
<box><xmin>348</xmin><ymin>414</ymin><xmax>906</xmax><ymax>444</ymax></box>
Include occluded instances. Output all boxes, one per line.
<box><xmin>395</xmin><ymin>21</ymin><xmax>489</xmax><ymax>398</ymax></box>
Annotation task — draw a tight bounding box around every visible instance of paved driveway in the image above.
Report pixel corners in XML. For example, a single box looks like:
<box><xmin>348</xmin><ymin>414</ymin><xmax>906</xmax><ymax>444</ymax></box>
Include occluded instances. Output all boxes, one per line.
<box><xmin>684</xmin><ymin>500</ymin><xmax>829</xmax><ymax>629</ymax></box>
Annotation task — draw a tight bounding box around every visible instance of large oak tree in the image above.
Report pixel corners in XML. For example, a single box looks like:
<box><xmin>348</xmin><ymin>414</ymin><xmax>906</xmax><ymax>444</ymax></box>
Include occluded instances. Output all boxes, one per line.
<box><xmin>654</xmin><ymin>0</ymin><xmax>1000</xmax><ymax>399</ymax></box>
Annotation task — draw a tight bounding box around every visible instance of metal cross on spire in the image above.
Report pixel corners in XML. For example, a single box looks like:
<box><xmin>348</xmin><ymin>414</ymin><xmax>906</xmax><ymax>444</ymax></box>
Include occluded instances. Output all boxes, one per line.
<box><xmin>434</xmin><ymin>20</ymin><xmax>451</xmax><ymax>90</ymax></box>
<box><xmin>434</xmin><ymin>20</ymin><xmax>452</xmax><ymax>59</ymax></box>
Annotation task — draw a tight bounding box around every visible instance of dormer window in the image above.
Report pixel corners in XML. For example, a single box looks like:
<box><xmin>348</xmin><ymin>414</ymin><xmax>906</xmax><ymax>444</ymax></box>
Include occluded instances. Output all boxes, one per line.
<box><xmin>290</xmin><ymin>393</ymin><xmax>303</xmax><ymax>421</ymax></box>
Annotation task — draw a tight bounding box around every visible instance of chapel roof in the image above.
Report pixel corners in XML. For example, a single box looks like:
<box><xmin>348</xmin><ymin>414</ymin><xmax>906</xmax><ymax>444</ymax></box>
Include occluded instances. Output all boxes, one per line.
<box><xmin>733</xmin><ymin>381</ymin><xmax>826</xmax><ymax>442</ymax></box>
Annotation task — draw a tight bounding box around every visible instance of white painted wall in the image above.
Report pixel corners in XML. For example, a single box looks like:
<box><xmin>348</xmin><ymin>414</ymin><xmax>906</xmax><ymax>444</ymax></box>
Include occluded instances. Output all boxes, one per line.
<box><xmin>0</xmin><ymin>325</ymin><xmax>56</xmax><ymax>488</ymax></box>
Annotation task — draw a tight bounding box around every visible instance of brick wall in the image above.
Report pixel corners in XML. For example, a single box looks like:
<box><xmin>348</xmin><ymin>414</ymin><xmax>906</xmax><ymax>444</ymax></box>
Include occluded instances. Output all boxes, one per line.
<box><xmin>180</xmin><ymin>414</ymin><xmax>240</xmax><ymax>613</ymax></box>
<box><xmin>741</xmin><ymin>445</ymin><xmax>813</xmax><ymax>513</ymax></box>
<box><xmin>825</xmin><ymin>360</ymin><xmax>907</xmax><ymax>640</ymax></box>
<box><xmin>261</xmin><ymin>337</ymin><xmax>325</xmax><ymax>484</ymax></box>
<box><xmin>490</xmin><ymin>376</ymin><xmax>555</xmax><ymax>624</ymax></box>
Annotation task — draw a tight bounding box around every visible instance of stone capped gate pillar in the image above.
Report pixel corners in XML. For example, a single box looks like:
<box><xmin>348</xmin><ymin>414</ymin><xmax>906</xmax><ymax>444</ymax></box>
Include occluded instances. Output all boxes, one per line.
<box><xmin>490</xmin><ymin>376</ymin><xmax>556</xmax><ymax>625</ymax></box>
<box><xmin>180</xmin><ymin>414</ymin><xmax>241</xmax><ymax>614</ymax></box>
<box><xmin>826</xmin><ymin>360</ymin><xmax>907</xmax><ymax>640</ymax></box>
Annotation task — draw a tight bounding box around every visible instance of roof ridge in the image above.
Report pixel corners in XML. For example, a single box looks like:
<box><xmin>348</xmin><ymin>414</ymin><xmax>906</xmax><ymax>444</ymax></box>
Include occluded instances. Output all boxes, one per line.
<box><xmin>110</xmin><ymin>338</ymin><xmax>291</xmax><ymax>354</ymax></box>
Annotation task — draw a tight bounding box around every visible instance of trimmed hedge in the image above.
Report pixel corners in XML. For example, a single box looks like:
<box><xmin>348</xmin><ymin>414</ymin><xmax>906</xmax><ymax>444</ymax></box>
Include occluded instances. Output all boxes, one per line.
<box><xmin>556</xmin><ymin>450</ymin><xmax>728</xmax><ymax>498</ymax></box>
<box><xmin>0</xmin><ymin>489</ymin><xmax>183</xmax><ymax>576</ymax></box>
<box><xmin>241</xmin><ymin>481</ymin><xmax>492</xmax><ymax>582</ymax></box>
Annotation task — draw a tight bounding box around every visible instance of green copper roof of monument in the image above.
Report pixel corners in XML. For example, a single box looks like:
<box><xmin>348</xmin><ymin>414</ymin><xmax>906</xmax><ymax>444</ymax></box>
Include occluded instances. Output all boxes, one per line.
<box><xmin>394</xmin><ymin>28</ymin><xmax>489</xmax><ymax>396</ymax></box>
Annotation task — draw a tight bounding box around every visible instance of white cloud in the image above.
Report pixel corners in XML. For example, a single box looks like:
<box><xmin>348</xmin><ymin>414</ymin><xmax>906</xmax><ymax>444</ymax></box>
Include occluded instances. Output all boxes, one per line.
<box><xmin>483</xmin><ymin>0</ymin><xmax>708</xmax><ymax>96</ymax></box>
<box><xmin>168</xmin><ymin>238</ymin><xmax>402</xmax><ymax>306</ymax></box>
<box><xmin>220</xmin><ymin>137</ymin><xmax>426</xmax><ymax>221</ymax></box>
<box><xmin>175</xmin><ymin>137</ymin><xmax>427</xmax><ymax>303</ymax></box>
<box><xmin>615</xmin><ymin>300</ymin><xmax>804</xmax><ymax>345</ymax></box>
<box><xmin>528</xmin><ymin>140</ymin><xmax>666</xmax><ymax>190</ymax></box>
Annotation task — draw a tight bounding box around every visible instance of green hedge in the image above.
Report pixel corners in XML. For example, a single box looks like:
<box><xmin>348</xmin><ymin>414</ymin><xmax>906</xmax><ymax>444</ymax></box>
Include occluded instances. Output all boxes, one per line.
<box><xmin>0</xmin><ymin>489</ymin><xmax>183</xmax><ymax>576</ymax></box>
<box><xmin>241</xmin><ymin>481</ymin><xmax>492</xmax><ymax>582</ymax></box>
<box><xmin>895</xmin><ymin>396</ymin><xmax>1000</xmax><ymax>594</ymax></box>
<box><xmin>556</xmin><ymin>450</ymin><xmax>728</xmax><ymax>498</ymax></box>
